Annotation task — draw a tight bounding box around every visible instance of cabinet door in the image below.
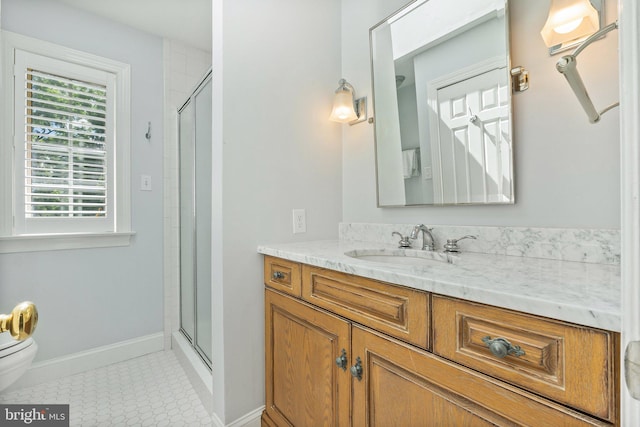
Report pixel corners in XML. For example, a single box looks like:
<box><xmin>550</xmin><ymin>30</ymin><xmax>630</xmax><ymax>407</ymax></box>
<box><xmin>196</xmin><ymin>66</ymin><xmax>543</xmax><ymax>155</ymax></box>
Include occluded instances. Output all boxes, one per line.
<box><xmin>264</xmin><ymin>289</ymin><xmax>351</xmax><ymax>427</ymax></box>
<box><xmin>351</xmin><ymin>326</ymin><xmax>608</xmax><ymax>427</ymax></box>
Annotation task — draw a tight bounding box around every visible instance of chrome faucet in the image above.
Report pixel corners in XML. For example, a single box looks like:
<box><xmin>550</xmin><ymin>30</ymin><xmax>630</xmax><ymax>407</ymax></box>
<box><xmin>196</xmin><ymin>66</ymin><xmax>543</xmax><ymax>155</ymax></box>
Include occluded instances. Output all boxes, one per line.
<box><xmin>410</xmin><ymin>224</ymin><xmax>435</xmax><ymax>251</ymax></box>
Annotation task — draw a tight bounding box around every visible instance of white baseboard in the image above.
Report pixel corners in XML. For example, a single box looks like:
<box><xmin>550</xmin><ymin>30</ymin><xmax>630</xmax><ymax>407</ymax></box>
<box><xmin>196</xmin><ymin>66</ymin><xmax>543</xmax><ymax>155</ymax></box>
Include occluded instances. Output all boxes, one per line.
<box><xmin>226</xmin><ymin>407</ymin><xmax>264</xmax><ymax>427</ymax></box>
<box><xmin>5</xmin><ymin>332</ymin><xmax>164</xmax><ymax>392</ymax></box>
<box><xmin>211</xmin><ymin>406</ymin><xmax>264</xmax><ymax>427</ymax></box>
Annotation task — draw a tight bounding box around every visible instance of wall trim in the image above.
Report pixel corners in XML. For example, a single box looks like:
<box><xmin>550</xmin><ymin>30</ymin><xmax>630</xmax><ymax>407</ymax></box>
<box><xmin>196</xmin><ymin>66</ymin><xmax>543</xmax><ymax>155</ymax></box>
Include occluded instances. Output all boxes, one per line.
<box><xmin>620</xmin><ymin>0</ymin><xmax>640</xmax><ymax>423</ymax></box>
<box><xmin>211</xmin><ymin>406</ymin><xmax>264</xmax><ymax>427</ymax></box>
<box><xmin>4</xmin><ymin>333</ymin><xmax>163</xmax><ymax>393</ymax></box>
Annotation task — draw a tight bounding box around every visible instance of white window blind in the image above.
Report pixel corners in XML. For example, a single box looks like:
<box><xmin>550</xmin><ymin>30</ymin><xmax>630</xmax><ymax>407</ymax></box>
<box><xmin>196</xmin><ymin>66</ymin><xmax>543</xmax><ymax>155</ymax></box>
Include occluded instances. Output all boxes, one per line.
<box><xmin>13</xmin><ymin>49</ymin><xmax>117</xmax><ymax>235</ymax></box>
<box><xmin>24</xmin><ymin>69</ymin><xmax>108</xmax><ymax>218</ymax></box>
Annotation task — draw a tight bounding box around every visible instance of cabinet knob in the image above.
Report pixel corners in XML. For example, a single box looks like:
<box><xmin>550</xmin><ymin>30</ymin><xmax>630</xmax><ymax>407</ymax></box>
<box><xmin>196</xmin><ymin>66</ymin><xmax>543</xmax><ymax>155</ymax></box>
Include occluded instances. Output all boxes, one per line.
<box><xmin>482</xmin><ymin>336</ymin><xmax>525</xmax><ymax>359</ymax></box>
<box><xmin>350</xmin><ymin>356</ymin><xmax>363</xmax><ymax>381</ymax></box>
<box><xmin>272</xmin><ymin>271</ymin><xmax>285</xmax><ymax>280</ymax></box>
<box><xmin>335</xmin><ymin>349</ymin><xmax>348</xmax><ymax>371</ymax></box>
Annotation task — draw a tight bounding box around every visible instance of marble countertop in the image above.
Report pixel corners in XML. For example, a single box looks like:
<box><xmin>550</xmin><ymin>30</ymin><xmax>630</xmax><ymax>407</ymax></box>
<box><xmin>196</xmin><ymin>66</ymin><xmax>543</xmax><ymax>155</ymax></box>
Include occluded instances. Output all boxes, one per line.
<box><xmin>258</xmin><ymin>240</ymin><xmax>621</xmax><ymax>332</ymax></box>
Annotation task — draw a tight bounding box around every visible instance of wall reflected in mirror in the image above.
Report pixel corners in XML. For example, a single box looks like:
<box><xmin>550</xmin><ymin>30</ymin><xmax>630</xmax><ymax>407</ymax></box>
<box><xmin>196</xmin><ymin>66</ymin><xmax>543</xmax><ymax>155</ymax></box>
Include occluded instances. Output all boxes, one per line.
<box><xmin>370</xmin><ymin>0</ymin><xmax>514</xmax><ymax>206</ymax></box>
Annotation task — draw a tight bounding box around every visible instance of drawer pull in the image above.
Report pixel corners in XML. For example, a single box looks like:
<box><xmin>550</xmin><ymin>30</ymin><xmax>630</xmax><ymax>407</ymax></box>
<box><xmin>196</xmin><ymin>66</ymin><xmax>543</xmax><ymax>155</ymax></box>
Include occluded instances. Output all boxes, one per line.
<box><xmin>335</xmin><ymin>349</ymin><xmax>348</xmax><ymax>371</ymax></box>
<box><xmin>272</xmin><ymin>271</ymin><xmax>286</xmax><ymax>280</ymax></box>
<box><xmin>351</xmin><ymin>356</ymin><xmax>363</xmax><ymax>381</ymax></box>
<box><xmin>482</xmin><ymin>336</ymin><xmax>525</xmax><ymax>359</ymax></box>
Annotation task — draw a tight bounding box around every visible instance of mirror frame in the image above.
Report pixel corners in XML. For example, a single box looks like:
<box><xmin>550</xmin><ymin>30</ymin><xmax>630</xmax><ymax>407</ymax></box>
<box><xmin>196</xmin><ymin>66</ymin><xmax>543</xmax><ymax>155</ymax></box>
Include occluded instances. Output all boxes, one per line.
<box><xmin>369</xmin><ymin>0</ymin><xmax>515</xmax><ymax>207</ymax></box>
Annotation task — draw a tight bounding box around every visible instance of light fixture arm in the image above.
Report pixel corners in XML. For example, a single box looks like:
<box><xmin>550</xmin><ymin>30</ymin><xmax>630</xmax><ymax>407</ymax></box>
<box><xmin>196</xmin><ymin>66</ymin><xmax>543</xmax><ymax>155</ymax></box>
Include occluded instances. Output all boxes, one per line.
<box><xmin>570</xmin><ymin>20</ymin><xmax>618</xmax><ymax>57</ymax></box>
<box><xmin>556</xmin><ymin>21</ymin><xmax>619</xmax><ymax>123</ymax></box>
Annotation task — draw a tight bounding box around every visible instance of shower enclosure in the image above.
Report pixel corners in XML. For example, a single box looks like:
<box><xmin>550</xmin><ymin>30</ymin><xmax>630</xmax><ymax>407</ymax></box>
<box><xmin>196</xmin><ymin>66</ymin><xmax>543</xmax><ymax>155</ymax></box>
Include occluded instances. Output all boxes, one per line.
<box><xmin>178</xmin><ymin>71</ymin><xmax>212</xmax><ymax>368</ymax></box>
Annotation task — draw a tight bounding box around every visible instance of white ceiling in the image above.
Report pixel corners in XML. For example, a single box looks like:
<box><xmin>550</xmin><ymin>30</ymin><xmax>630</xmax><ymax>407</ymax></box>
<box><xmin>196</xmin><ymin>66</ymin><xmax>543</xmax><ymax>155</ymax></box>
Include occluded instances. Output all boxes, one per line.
<box><xmin>49</xmin><ymin>0</ymin><xmax>212</xmax><ymax>52</ymax></box>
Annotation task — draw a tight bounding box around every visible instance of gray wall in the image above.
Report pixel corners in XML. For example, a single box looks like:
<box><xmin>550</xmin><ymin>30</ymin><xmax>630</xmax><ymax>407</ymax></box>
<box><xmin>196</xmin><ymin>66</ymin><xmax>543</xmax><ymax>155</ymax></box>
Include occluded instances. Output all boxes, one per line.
<box><xmin>343</xmin><ymin>0</ymin><xmax>620</xmax><ymax>228</ymax></box>
<box><xmin>212</xmin><ymin>0</ymin><xmax>343</xmax><ymax>422</ymax></box>
<box><xmin>0</xmin><ymin>0</ymin><xmax>164</xmax><ymax>361</ymax></box>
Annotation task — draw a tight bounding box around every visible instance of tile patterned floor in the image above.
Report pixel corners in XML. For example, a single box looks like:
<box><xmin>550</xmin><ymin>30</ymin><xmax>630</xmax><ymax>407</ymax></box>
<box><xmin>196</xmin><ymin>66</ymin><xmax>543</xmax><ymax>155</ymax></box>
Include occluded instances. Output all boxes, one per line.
<box><xmin>0</xmin><ymin>350</ymin><xmax>213</xmax><ymax>426</ymax></box>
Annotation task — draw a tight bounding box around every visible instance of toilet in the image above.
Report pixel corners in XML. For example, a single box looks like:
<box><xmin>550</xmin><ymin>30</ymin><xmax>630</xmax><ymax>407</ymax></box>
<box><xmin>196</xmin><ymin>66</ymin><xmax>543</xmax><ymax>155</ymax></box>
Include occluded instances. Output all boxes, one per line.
<box><xmin>0</xmin><ymin>333</ymin><xmax>37</xmax><ymax>393</ymax></box>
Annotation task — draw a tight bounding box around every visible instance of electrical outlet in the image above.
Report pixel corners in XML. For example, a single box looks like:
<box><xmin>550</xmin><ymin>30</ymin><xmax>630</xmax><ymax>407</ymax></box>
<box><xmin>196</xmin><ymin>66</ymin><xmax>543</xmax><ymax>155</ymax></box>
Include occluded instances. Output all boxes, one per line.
<box><xmin>141</xmin><ymin>175</ymin><xmax>152</xmax><ymax>191</ymax></box>
<box><xmin>292</xmin><ymin>209</ymin><xmax>306</xmax><ymax>234</ymax></box>
<box><xmin>423</xmin><ymin>167</ymin><xmax>433</xmax><ymax>180</ymax></box>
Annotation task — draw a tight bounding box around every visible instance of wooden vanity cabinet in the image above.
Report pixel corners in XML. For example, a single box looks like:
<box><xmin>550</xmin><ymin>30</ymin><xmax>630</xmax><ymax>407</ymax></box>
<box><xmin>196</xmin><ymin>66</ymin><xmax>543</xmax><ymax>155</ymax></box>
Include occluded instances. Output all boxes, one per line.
<box><xmin>351</xmin><ymin>326</ymin><xmax>610</xmax><ymax>427</ymax></box>
<box><xmin>262</xmin><ymin>257</ymin><xmax>619</xmax><ymax>427</ymax></box>
<box><xmin>432</xmin><ymin>295</ymin><xmax>618</xmax><ymax>422</ymax></box>
<box><xmin>263</xmin><ymin>289</ymin><xmax>351</xmax><ymax>427</ymax></box>
<box><xmin>301</xmin><ymin>265</ymin><xmax>430</xmax><ymax>349</ymax></box>
<box><xmin>264</xmin><ymin>256</ymin><xmax>302</xmax><ymax>297</ymax></box>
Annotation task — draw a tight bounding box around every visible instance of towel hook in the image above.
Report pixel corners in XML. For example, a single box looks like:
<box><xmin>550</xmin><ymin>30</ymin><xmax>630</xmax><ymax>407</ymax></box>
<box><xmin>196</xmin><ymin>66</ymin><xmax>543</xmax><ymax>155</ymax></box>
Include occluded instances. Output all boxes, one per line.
<box><xmin>145</xmin><ymin>122</ymin><xmax>151</xmax><ymax>141</ymax></box>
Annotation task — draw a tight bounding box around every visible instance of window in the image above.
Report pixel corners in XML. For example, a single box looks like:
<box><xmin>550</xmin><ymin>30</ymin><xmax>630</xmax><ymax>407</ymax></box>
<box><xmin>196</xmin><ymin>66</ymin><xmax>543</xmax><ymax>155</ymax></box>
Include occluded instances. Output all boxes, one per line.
<box><xmin>1</xmin><ymin>32</ymin><xmax>132</xmax><ymax>252</ymax></box>
<box><xmin>15</xmin><ymin>51</ymin><xmax>115</xmax><ymax>234</ymax></box>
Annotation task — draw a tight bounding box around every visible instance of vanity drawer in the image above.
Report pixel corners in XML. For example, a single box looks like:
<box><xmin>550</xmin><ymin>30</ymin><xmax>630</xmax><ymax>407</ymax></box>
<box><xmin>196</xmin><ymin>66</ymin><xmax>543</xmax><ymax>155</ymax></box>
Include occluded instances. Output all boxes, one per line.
<box><xmin>264</xmin><ymin>256</ymin><xmax>301</xmax><ymax>297</ymax></box>
<box><xmin>301</xmin><ymin>265</ymin><xmax>429</xmax><ymax>349</ymax></box>
<box><xmin>432</xmin><ymin>295</ymin><xmax>618</xmax><ymax>422</ymax></box>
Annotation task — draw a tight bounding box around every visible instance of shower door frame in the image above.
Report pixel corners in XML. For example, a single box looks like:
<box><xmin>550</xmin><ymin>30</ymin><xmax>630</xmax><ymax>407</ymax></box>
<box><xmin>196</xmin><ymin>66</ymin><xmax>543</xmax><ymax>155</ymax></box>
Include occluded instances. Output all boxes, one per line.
<box><xmin>178</xmin><ymin>69</ymin><xmax>213</xmax><ymax>369</ymax></box>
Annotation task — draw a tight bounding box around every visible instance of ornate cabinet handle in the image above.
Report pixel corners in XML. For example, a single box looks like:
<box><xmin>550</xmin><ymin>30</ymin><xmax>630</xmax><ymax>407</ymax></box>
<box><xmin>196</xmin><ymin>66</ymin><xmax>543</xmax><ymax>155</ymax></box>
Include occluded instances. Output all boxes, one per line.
<box><xmin>350</xmin><ymin>356</ymin><xmax>363</xmax><ymax>381</ymax></box>
<box><xmin>482</xmin><ymin>336</ymin><xmax>525</xmax><ymax>359</ymax></box>
<box><xmin>335</xmin><ymin>349</ymin><xmax>347</xmax><ymax>371</ymax></box>
<box><xmin>272</xmin><ymin>271</ymin><xmax>285</xmax><ymax>280</ymax></box>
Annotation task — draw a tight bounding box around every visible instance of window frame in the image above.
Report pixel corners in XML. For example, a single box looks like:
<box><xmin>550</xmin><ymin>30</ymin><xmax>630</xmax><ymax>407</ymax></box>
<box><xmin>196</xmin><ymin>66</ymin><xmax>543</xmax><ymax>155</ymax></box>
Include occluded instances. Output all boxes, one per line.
<box><xmin>0</xmin><ymin>31</ymin><xmax>133</xmax><ymax>253</ymax></box>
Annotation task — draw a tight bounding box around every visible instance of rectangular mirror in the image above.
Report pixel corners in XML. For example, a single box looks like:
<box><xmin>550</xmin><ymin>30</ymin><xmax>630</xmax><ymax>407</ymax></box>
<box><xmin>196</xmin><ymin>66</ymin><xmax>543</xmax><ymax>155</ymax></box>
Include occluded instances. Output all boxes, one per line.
<box><xmin>370</xmin><ymin>0</ymin><xmax>514</xmax><ymax>206</ymax></box>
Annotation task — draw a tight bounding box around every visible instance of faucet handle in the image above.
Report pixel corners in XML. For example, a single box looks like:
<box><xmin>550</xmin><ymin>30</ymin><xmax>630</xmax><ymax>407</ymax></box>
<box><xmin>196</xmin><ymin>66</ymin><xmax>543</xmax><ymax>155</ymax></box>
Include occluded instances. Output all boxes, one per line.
<box><xmin>443</xmin><ymin>235</ymin><xmax>477</xmax><ymax>253</ymax></box>
<box><xmin>392</xmin><ymin>231</ymin><xmax>412</xmax><ymax>248</ymax></box>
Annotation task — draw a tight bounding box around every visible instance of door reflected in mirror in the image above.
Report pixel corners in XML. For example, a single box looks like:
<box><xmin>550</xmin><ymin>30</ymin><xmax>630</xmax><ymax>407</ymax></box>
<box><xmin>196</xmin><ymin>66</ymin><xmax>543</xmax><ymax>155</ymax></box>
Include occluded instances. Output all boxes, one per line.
<box><xmin>370</xmin><ymin>0</ymin><xmax>514</xmax><ymax>206</ymax></box>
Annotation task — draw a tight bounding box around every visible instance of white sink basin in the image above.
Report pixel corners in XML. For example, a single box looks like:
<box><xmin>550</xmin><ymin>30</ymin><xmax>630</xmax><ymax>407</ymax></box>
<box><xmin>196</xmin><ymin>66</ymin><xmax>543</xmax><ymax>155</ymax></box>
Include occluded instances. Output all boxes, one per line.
<box><xmin>344</xmin><ymin>248</ymin><xmax>456</xmax><ymax>266</ymax></box>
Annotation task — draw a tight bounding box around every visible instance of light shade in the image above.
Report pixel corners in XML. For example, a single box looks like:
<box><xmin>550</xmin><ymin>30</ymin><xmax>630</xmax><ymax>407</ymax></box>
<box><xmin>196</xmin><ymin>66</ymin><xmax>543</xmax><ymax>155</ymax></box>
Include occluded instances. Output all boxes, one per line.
<box><xmin>541</xmin><ymin>0</ymin><xmax>599</xmax><ymax>48</ymax></box>
<box><xmin>329</xmin><ymin>78</ymin><xmax>368</xmax><ymax>124</ymax></box>
<box><xmin>329</xmin><ymin>88</ymin><xmax>358</xmax><ymax>123</ymax></box>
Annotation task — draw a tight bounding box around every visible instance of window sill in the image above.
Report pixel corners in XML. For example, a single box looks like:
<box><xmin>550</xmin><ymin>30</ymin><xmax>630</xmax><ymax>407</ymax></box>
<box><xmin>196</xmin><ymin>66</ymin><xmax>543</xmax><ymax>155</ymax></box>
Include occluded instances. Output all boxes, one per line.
<box><xmin>0</xmin><ymin>232</ymin><xmax>135</xmax><ymax>254</ymax></box>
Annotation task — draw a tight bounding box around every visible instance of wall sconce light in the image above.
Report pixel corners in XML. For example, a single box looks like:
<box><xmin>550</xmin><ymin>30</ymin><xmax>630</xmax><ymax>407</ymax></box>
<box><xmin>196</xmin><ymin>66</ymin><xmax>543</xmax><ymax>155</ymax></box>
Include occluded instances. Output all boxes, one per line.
<box><xmin>540</xmin><ymin>0</ymin><xmax>603</xmax><ymax>55</ymax></box>
<box><xmin>328</xmin><ymin>78</ymin><xmax>367</xmax><ymax>125</ymax></box>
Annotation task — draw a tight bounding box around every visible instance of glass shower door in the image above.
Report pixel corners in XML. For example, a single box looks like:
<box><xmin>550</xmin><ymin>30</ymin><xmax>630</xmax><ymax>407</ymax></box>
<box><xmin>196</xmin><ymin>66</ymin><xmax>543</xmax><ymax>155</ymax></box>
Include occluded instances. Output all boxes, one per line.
<box><xmin>179</xmin><ymin>71</ymin><xmax>212</xmax><ymax>367</ymax></box>
<box><xmin>194</xmin><ymin>79</ymin><xmax>212</xmax><ymax>363</ymax></box>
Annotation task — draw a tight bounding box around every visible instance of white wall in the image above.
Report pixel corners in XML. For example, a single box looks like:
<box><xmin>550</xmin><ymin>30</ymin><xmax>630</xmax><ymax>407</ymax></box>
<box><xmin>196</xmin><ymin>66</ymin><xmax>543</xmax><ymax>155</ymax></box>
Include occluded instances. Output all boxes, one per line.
<box><xmin>0</xmin><ymin>0</ymin><xmax>165</xmax><ymax>361</ymax></box>
<box><xmin>212</xmin><ymin>0</ymin><xmax>343</xmax><ymax>422</ymax></box>
<box><xmin>343</xmin><ymin>0</ymin><xmax>620</xmax><ymax>229</ymax></box>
